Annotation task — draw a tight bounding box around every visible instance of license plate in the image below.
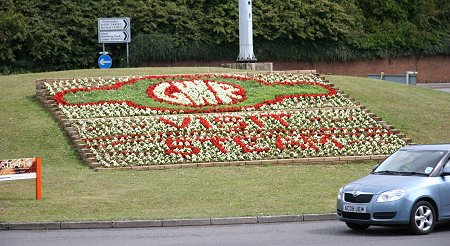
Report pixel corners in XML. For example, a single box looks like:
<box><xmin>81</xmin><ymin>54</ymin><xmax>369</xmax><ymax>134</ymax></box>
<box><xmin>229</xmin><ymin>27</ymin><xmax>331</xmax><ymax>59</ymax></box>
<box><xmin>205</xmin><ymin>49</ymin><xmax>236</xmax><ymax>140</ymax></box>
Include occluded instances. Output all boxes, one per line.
<box><xmin>343</xmin><ymin>204</ymin><xmax>366</xmax><ymax>213</ymax></box>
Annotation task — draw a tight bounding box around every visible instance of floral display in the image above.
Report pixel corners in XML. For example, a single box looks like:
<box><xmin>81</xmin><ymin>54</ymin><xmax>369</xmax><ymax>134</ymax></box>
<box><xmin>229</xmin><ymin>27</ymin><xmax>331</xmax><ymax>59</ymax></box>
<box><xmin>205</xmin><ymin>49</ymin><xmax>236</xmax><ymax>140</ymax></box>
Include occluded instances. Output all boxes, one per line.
<box><xmin>45</xmin><ymin>74</ymin><xmax>354</xmax><ymax>118</ymax></box>
<box><xmin>42</xmin><ymin>73</ymin><xmax>406</xmax><ymax>167</ymax></box>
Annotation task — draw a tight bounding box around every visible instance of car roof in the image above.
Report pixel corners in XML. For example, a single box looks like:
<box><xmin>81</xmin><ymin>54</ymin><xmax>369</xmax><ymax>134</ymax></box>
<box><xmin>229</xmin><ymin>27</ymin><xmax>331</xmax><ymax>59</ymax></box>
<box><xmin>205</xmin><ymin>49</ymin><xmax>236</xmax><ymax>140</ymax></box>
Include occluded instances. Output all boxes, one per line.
<box><xmin>400</xmin><ymin>143</ymin><xmax>450</xmax><ymax>152</ymax></box>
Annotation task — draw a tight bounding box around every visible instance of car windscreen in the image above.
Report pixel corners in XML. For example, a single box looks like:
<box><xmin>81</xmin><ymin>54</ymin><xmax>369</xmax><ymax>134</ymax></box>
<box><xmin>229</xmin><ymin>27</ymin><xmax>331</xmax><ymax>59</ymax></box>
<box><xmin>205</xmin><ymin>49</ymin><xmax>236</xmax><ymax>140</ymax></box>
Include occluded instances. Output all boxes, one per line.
<box><xmin>373</xmin><ymin>150</ymin><xmax>446</xmax><ymax>176</ymax></box>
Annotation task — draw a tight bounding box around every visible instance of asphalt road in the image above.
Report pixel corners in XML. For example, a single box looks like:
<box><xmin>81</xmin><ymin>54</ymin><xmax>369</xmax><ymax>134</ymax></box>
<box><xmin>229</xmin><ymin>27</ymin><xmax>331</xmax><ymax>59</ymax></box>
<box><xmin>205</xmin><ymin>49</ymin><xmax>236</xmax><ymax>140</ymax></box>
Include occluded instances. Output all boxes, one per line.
<box><xmin>2</xmin><ymin>220</ymin><xmax>450</xmax><ymax>246</ymax></box>
<box><xmin>417</xmin><ymin>83</ymin><xmax>450</xmax><ymax>93</ymax></box>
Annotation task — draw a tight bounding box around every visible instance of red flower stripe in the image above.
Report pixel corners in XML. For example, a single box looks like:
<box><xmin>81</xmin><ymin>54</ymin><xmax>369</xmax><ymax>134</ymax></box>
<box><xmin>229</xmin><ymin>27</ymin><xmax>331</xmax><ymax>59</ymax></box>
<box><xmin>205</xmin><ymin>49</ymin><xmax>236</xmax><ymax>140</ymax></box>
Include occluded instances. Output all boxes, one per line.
<box><xmin>83</xmin><ymin>127</ymin><xmax>393</xmax><ymax>156</ymax></box>
<box><xmin>159</xmin><ymin>117</ymin><xmax>191</xmax><ymax>129</ymax></box>
<box><xmin>198</xmin><ymin>117</ymin><xmax>213</xmax><ymax>129</ymax></box>
<box><xmin>248</xmin><ymin>116</ymin><xmax>265</xmax><ymax>128</ymax></box>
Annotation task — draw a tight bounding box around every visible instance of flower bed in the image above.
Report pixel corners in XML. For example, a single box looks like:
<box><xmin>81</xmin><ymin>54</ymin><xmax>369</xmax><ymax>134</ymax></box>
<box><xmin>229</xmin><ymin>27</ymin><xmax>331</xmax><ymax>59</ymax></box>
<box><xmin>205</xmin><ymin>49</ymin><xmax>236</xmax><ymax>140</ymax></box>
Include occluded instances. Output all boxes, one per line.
<box><xmin>45</xmin><ymin>74</ymin><xmax>354</xmax><ymax>118</ymax></box>
<box><xmin>40</xmin><ymin>73</ymin><xmax>406</xmax><ymax>168</ymax></box>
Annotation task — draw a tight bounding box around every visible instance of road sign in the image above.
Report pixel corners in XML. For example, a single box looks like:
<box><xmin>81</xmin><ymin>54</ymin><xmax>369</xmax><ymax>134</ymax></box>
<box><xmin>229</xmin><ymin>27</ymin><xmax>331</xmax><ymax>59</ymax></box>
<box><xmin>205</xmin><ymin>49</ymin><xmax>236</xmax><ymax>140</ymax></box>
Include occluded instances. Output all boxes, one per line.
<box><xmin>99</xmin><ymin>31</ymin><xmax>130</xmax><ymax>43</ymax></box>
<box><xmin>98</xmin><ymin>17</ymin><xmax>131</xmax><ymax>43</ymax></box>
<box><xmin>98</xmin><ymin>18</ymin><xmax>129</xmax><ymax>31</ymax></box>
<box><xmin>98</xmin><ymin>54</ymin><xmax>112</xmax><ymax>69</ymax></box>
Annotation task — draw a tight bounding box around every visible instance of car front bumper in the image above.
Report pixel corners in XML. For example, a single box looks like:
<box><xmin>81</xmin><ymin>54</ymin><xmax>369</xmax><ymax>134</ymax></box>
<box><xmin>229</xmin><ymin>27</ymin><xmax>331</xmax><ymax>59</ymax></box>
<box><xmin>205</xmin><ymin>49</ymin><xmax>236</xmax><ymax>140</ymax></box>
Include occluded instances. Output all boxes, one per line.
<box><xmin>336</xmin><ymin>196</ymin><xmax>411</xmax><ymax>225</ymax></box>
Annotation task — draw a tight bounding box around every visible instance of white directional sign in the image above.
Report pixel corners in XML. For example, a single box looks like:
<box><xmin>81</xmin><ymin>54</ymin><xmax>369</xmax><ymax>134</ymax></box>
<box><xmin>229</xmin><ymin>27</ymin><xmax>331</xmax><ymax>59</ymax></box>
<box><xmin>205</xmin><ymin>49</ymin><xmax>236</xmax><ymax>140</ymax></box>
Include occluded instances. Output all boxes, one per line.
<box><xmin>99</xmin><ymin>18</ymin><xmax>129</xmax><ymax>31</ymax></box>
<box><xmin>98</xmin><ymin>17</ymin><xmax>131</xmax><ymax>43</ymax></box>
<box><xmin>100</xmin><ymin>31</ymin><xmax>130</xmax><ymax>43</ymax></box>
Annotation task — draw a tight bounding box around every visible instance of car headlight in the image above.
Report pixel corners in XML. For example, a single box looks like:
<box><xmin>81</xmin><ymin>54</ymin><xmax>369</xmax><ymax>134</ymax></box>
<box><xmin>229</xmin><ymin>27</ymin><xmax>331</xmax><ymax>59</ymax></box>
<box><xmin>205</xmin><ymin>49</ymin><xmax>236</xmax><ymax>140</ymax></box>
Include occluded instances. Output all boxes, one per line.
<box><xmin>376</xmin><ymin>189</ymin><xmax>406</xmax><ymax>203</ymax></box>
<box><xmin>337</xmin><ymin>187</ymin><xmax>343</xmax><ymax>200</ymax></box>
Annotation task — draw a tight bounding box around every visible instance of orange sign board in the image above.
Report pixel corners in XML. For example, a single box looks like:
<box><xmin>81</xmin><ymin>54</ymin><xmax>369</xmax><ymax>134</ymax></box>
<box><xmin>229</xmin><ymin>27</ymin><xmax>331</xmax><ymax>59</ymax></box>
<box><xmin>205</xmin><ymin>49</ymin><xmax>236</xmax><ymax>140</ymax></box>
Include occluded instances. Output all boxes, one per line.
<box><xmin>0</xmin><ymin>158</ymin><xmax>42</xmax><ymax>200</ymax></box>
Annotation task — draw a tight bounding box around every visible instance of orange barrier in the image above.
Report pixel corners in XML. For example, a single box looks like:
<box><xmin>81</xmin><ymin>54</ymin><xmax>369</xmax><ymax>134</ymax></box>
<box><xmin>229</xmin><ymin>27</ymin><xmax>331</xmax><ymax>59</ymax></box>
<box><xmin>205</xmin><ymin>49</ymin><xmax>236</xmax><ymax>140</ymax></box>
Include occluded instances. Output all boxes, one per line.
<box><xmin>0</xmin><ymin>157</ymin><xmax>42</xmax><ymax>200</ymax></box>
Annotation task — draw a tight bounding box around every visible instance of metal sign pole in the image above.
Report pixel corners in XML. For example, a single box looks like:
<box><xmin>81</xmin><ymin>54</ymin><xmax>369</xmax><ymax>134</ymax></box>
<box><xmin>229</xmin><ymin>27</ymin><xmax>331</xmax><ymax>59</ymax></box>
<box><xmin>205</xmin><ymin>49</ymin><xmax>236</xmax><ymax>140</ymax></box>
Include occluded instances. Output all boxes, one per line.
<box><xmin>126</xmin><ymin>43</ymin><xmax>129</xmax><ymax>68</ymax></box>
<box><xmin>98</xmin><ymin>17</ymin><xmax>131</xmax><ymax>69</ymax></box>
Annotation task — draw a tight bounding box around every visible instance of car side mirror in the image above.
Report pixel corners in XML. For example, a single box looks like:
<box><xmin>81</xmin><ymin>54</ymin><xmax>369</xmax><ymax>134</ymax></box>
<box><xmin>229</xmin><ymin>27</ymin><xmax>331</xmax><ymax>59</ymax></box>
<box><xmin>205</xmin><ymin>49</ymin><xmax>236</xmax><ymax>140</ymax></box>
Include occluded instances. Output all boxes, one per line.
<box><xmin>442</xmin><ymin>166</ymin><xmax>450</xmax><ymax>176</ymax></box>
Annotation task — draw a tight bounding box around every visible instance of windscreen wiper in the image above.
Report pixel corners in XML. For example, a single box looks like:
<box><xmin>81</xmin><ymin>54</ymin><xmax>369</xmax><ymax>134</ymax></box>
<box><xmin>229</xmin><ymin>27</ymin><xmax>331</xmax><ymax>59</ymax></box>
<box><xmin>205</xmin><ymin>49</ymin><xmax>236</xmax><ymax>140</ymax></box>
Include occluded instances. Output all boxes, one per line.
<box><xmin>398</xmin><ymin>171</ymin><xmax>429</xmax><ymax>176</ymax></box>
<box><xmin>372</xmin><ymin>170</ymin><xmax>401</xmax><ymax>175</ymax></box>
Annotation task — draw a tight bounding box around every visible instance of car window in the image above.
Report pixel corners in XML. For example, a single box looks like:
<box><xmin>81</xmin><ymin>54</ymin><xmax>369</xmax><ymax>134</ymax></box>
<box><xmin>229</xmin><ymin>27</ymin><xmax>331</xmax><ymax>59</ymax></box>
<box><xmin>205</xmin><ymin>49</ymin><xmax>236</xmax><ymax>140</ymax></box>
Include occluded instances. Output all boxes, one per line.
<box><xmin>411</xmin><ymin>151</ymin><xmax>444</xmax><ymax>172</ymax></box>
<box><xmin>376</xmin><ymin>150</ymin><xmax>446</xmax><ymax>175</ymax></box>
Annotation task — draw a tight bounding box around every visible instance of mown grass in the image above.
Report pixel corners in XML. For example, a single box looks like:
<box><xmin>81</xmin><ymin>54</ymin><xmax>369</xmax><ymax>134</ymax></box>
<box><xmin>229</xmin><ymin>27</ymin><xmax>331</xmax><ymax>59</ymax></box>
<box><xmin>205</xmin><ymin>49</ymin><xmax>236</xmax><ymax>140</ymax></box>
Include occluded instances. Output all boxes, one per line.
<box><xmin>327</xmin><ymin>75</ymin><xmax>450</xmax><ymax>143</ymax></box>
<box><xmin>0</xmin><ymin>68</ymin><xmax>448</xmax><ymax>222</ymax></box>
<box><xmin>1</xmin><ymin>165</ymin><xmax>370</xmax><ymax>222</ymax></box>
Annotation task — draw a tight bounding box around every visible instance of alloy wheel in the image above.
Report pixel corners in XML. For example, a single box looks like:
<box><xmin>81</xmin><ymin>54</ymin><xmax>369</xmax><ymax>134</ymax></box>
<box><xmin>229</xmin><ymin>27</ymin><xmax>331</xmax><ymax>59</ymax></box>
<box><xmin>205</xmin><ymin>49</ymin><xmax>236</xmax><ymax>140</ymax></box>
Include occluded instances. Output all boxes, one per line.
<box><xmin>408</xmin><ymin>201</ymin><xmax>436</xmax><ymax>235</ymax></box>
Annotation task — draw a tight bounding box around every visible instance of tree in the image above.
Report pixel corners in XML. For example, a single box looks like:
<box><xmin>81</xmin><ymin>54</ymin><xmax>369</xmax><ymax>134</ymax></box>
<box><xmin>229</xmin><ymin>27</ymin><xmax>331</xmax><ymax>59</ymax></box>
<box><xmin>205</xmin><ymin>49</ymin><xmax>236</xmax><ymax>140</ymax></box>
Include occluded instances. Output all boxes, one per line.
<box><xmin>0</xmin><ymin>10</ymin><xmax>27</xmax><ymax>63</ymax></box>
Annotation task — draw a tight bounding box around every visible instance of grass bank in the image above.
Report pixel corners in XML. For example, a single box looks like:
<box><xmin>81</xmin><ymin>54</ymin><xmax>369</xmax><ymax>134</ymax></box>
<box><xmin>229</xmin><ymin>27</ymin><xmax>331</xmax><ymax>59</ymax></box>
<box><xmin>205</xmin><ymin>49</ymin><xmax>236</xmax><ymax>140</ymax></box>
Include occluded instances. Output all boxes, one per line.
<box><xmin>0</xmin><ymin>68</ymin><xmax>448</xmax><ymax>222</ymax></box>
<box><xmin>327</xmin><ymin>75</ymin><xmax>450</xmax><ymax>143</ymax></box>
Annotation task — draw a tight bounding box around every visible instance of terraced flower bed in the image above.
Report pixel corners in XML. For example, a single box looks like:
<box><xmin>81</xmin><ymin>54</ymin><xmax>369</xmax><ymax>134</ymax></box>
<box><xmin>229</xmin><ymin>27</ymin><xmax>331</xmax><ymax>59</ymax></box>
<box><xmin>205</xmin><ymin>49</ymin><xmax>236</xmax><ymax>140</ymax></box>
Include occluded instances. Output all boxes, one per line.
<box><xmin>36</xmin><ymin>73</ymin><xmax>408</xmax><ymax>170</ymax></box>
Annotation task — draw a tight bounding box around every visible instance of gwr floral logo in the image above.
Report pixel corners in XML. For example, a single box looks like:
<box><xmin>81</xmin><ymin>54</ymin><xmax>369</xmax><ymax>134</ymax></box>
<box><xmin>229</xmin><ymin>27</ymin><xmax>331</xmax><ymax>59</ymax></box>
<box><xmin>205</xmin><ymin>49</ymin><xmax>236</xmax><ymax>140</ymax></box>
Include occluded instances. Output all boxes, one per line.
<box><xmin>147</xmin><ymin>79</ymin><xmax>246</xmax><ymax>107</ymax></box>
<box><xmin>51</xmin><ymin>74</ymin><xmax>337</xmax><ymax>114</ymax></box>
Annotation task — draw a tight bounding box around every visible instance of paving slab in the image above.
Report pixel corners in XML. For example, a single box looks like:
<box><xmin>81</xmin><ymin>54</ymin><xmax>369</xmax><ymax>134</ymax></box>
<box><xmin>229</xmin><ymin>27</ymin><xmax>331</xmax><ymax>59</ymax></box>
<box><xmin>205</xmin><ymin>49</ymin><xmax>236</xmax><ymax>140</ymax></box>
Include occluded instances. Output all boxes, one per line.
<box><xmin>303</xmin><ymin>213</ymin><xmax>337</xmax><ymax>221</ymax></box>
<box><xmin>60</xmin><ymin>221</ymin><xmax>112</xmax><ymax>229</ymax></box>
<box><xmin>257</xmin><ymin>215</ymin><xmax>303</xmax><ymax>223</ymax></box>
<box><xmin>162</xmin><ymin>218</ymin><xmax>211</xmax><ymax>227</ymax></box>
<box><xmin>0</xmin><ymin>222</ymin><xmax>61</xmax><ymax>230</ymax></box>
<box><xmin>211</xmin><ymin>216</ymin><xmax>258</xmax><ymax>225</ymax></box>
<box><xmin>112</xmin><ymin>220</ymin><xmax>162</xmax><ymax>228</ymax></box>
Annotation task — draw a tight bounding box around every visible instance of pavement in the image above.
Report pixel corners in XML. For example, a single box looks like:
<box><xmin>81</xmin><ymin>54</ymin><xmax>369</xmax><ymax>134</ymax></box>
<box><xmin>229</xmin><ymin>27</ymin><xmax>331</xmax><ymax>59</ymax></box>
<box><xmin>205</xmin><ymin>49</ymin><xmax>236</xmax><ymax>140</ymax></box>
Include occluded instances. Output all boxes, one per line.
<box><xmin>0</xmin><ymin>213</ymin><xmax>337</xmax><ymax>230</ymax></box>
<box><xmin>417</xmin><ymin>83</ymin><xmax>450</xmax><ymax>93</ymax></box>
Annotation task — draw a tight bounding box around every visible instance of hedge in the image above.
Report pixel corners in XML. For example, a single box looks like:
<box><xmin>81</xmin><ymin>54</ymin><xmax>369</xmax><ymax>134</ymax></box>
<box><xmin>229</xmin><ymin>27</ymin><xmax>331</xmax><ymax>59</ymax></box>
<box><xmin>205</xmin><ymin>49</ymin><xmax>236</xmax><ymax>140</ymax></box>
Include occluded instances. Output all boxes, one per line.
<box><xmin>1</xmin><ymin>0</ymin><xmax>449</xmax><ymax>73</ymax></box>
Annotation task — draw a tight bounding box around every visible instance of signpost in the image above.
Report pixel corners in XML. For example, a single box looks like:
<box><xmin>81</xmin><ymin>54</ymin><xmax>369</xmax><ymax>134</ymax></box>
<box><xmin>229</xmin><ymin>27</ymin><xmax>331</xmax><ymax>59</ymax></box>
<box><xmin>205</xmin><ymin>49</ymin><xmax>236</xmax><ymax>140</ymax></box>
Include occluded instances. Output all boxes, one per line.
<box><xmin>97</xmin><ymin>17</ymin><xmax>131</xmax><ymax>68</ymax></box>
<box><xmin>0</xmin><ymin>158</ymin><xmax>42</xmax><ymax>200</ymax></box>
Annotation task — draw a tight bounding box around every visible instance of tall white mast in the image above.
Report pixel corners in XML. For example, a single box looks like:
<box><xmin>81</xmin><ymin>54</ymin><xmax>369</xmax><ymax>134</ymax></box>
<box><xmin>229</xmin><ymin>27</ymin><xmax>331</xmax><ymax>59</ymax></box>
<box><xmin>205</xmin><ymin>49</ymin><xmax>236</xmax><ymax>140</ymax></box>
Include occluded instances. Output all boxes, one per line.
<box><xmin>237</xmin><ymin>0</ymin><xmax>257</xmax><ymax>62</ymax></box>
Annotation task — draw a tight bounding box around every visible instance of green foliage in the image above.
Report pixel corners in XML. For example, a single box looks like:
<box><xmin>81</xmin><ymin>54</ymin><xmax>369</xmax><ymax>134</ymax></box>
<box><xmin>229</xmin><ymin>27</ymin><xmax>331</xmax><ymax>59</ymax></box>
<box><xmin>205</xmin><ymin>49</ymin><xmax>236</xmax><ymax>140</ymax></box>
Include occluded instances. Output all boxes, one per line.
<box><xmin>1</xmin><ymin>0</ymin><xmax>449</xmax><ymax>73</ymax></box>
<box><xmin>0</xmin><ymin>10</ymin><xmax>26</xmax><ymax>60</ymax></box>
<box><xmin>0</xmin><ymin>2</ymin><xmax>27</xmax><ymax>73</ymax></box>
<box><xmin>352</xmin><ymin>0</ymin><xmax>450</xmax><ymax>57</ymax></box>
<box><xmin>129</xmin><ymin>33</ymin><xmax>237</xmax><ymax>64</ymax></box>
<box><xmin>253</xmin><ymin>0</ymin><xmax>361</xmax><ymax>43</ymax></box>
<box><xmin>203</xmin><ymin>1</ymin><xmax>238</xmax><ymax>44</ymax></box>
<box><xmin>3</xmin><ymin>1</ymin><xmax>102</xmax><ymax>72</ymax></box>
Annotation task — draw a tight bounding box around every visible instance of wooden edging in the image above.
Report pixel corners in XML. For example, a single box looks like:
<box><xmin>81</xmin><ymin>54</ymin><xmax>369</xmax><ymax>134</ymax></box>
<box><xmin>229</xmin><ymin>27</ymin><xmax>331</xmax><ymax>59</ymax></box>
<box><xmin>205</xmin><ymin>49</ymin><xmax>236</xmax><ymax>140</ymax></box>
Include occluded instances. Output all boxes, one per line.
<box><xmin>93</xmin><ymin>155</ymin><xmax>389</xmax><ymax>172</ymax></box>
<box><xmin>35</xmin><ymin>73</ymin><xmax>412</xmax><ymax>171</ymax></box>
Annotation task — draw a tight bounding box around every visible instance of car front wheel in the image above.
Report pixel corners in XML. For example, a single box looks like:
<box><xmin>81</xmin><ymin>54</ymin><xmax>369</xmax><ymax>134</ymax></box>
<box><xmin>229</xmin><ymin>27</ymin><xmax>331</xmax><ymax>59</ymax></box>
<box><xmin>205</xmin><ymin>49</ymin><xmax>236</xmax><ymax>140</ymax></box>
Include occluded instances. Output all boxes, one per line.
<box><xmin>408</xmin><ymin>201</ymin><xmax>436</xmax><ymax>235</ymax></box>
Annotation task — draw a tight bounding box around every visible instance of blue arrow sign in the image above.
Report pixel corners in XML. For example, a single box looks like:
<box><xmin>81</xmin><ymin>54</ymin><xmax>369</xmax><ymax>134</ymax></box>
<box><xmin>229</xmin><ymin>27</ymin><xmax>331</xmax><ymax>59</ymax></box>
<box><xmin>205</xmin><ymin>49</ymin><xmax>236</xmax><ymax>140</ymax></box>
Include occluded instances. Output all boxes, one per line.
<box><xmin>98</xmin><ymin>54</ymin><xmax>112</xmax><ymax>69</ymax></box>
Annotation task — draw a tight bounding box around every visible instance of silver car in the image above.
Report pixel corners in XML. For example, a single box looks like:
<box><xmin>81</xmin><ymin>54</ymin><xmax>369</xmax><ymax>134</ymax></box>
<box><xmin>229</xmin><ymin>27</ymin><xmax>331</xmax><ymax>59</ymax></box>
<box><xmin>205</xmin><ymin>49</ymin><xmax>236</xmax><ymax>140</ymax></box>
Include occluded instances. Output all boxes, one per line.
<box><xmin>336</xmin><ymin>144</ymin><xmax>450</xmax><ymax>234</ymax></box>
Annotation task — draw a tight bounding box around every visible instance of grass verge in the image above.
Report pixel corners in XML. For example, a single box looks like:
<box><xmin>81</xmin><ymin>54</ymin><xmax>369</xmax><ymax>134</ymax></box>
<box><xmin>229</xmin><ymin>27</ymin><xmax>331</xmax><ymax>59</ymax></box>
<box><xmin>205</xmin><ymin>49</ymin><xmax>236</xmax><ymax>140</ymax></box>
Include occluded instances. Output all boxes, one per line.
<box><xmin>327</xmin><ymin>75</ymin><xmax>450</xmax><ymax>143</ymax></box>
